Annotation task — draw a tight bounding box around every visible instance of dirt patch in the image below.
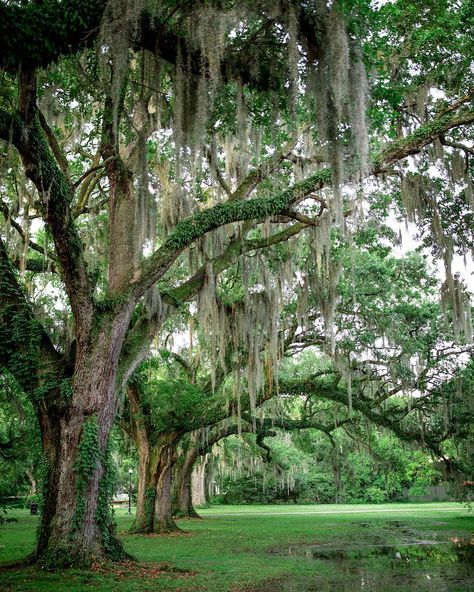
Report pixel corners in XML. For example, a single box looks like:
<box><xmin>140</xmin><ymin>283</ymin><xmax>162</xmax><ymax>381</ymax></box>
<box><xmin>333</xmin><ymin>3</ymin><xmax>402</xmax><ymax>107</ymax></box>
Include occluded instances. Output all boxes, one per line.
<box><xmin>91</xmin><ymin>560</ymin><xmax>195</xmax><ymax>579</ymax></box>
<box><xmin>135</xmin><ymin>530</ymin><xmax>193</xmax><ymax>538</ymax></box>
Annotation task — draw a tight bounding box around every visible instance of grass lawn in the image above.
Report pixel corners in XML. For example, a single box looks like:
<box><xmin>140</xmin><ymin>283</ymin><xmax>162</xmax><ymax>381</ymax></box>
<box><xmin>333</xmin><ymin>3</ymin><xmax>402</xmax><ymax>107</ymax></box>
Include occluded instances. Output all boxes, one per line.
<box><xmin>0</xmin><ymin>503</ymin><xmax>473</xmax><ymax>591</ymax></box>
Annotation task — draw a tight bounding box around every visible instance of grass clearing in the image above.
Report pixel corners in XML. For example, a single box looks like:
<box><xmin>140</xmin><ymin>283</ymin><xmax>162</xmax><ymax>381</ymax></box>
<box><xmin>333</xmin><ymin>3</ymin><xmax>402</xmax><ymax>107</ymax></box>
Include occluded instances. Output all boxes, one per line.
<box><xmin>0</xmin><ymin>503</ymin><xmax>473</xmax><ymax>591</ymax></box>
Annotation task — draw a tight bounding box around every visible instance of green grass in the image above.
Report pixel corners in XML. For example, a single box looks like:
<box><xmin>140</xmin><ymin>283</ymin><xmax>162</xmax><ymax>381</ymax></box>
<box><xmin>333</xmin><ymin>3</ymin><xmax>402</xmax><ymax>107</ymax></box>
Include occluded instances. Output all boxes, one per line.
<box><xmin>0</xmin><ymin>503</ymin><xmax>473</xmax><ymax>591</ymax></box>
<box><xmin>199</xmin><ymin>501</ymin><xmax>467</xmax><ymax>515</ymax></box>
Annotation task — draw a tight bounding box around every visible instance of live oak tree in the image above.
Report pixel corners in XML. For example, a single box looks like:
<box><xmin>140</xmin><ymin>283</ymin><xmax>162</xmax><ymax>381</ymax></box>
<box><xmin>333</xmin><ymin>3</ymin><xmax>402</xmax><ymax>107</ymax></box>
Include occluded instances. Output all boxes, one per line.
<box><xmin>211</xmin><ymin>420</ymin><xmax>444</xmax><ymax>505</ymax></box>
<box><xmin>206</xmin><ymin>357</ymin><xmax>473</xmax><ymax>507</ymax></box>
<box><xmin>0</xmin><ymin>0</ymin><xmax>339</xmax><ymax>565</ymax></box>
<box><xmin>123</xmin><ymin>298</ymin><xmax>294</xmax><ymax>534</ymax></box>
<box><xmin>123</xmin><ymin>356</ymin><xmax>225</xmax><ymax>533</ymax></box>
<box><xmin>0</xmin><ymin>0</ymin><xmax>473</xmax><ymax>568</ymax></box>
<box><xmin>132</xmin><ymin>239</ymin><xmax>471</xmax><ymax>527</ymax></box>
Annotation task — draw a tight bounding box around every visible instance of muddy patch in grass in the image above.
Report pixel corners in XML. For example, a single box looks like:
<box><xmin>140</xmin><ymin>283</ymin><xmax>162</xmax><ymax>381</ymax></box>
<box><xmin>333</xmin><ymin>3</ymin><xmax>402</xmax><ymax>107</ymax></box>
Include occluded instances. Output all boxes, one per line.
<box><xmin>261</xmin><ymin>527</ymin><xmax>474</xmax><ymax>592</ymax></box>
<box><xmin>91</xmin><ymin>560</ymin><xmax>196</xmax><ymax>580</ymax></box>
<box><xmin>253</xmin><ymin>565</ymin><xmax>474</xmax><ymax>592</ymax></box>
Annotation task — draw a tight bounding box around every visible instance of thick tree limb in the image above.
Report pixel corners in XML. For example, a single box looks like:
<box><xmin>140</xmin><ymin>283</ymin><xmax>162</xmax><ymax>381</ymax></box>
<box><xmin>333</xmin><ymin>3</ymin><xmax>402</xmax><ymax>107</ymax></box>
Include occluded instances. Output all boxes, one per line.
<box><xmin>38</xmin><ymin>110</ymin><xmax>71</xmax><ymax>183</ymax></box>
<box><xmin>135</xmin><ymin>107</ymin><xmax>474</xmax><ymax>302</ymax></box>
<box><xmin>278</xmin><ymin>376</ymin><xmax>449</xmax><ymax>451</ymax></box>
<box><xmin>133</xmin><ymin>169</ymin><xmax>332</xmax><ymax>299</ymax></box>
<box><xmin>376</xmin><ymin>110</ymin><xmax>474</xmax><ymax>170</ymax></box>
<box><xmin>0</xmin><ymin>1</ymin><xmax>292</xmax><ymax>94</ymax></box>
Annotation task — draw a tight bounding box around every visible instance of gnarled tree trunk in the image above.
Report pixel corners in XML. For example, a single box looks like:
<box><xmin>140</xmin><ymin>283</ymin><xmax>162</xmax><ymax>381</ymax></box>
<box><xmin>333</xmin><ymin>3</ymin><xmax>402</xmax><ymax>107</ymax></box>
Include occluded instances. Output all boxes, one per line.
<box><xmin>174</xmin><ymin>445</ymin><xmax>202</xmax><ymax>519</ymax></box>
<box><xmin>128</xmin><ymin>383</ymin><xmax>156</xmax><ymax>534</ymax></box>
<box><xmin>1</xmin><ymin>238</ymin><xmax>129</xmax><ymax>567</ymax></box>
<box><xmin>35</xmin><ymin>334</ymin><xmax>132</xmax><ymax>567</ymax></box>
<box><xmin>154</xmin><ymin>443</ymin><xmax>180</xmax><ymax>532</ymax></box>
<box><xmin>132</xmin><ymin>441</ymin><xmax>180</xmax><ymax>533</ymax></box>
<box><xmin>126</xmin><ymin>382</ymin><xmax>182</xmax><ymax>534</ymax></box>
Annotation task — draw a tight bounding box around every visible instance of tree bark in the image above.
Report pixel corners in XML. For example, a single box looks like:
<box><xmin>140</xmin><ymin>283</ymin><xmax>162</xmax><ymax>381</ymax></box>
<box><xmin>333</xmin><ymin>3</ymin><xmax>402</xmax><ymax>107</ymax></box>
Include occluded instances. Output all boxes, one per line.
<box><xmin>154</xmin><ymin>443</ymin><xmax>180</xmax><ymax>533</ymax></box>
<box><xmin>125</xmin><ymin>382</ymin><xmax>183</xmax><ymax>534</ymax></box>
<box><xmin>192</xmin><ymin>455</ymin><xmax>210</xmax><ymax>508</ymax></box>
<box><xmin>127</xmin><ymin>383</ymin><xmax>155</xmax><ymax>534</ymax></box>
<box><xmin>34</xmin><ymin>359</ymin><xmax>129</xmax><ymax>566</ymax></box>
<box><xmin>130</xmin><ymin>433</ymin><xmax>157</xmax><ymax>534</ymax></box>
<box><xmin>35</xmin><ymin>413</ymin><xmax>123</xmax><ymax>567</ymax></box>
<box><xmin>132</xmin><ymin>441</ymin><xmax>181</xmax><ymax>533</ymax></box>
<box><xmin>1</xmin><ymin>236</ymin><xmax>127</xmax><ymax>567</ymax></box>
<box><xmin>33</xmin><ymin>301</ymin><xmax>136</xmax><ymax>567</ymax></box>
<box><xmin>174</xmin><ymin>445</ymin><xmax>202</xmax><ymax>519</ymax></box>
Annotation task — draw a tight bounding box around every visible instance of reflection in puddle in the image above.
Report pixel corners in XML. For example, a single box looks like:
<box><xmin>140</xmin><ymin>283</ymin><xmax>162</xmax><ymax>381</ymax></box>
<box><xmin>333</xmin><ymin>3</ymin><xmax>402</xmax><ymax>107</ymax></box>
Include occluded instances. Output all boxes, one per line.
<box><xmin>266</xmin><ymin>535</ymin><xmax>474</xmax><ymax>592</ymax></box>
<box><xmin>286</xmin><ymin>540</ymin><xmax>446</xmax><ymax>560</ymax></box>
<box><xmin>276</xmin><ymin>565</ymin><xmax>474</xmax><ymax>592</ymax></box>
<box><xmin>285</xmin><ymin>535</ymin><xmax>474</xmax><ymax>562</ymax></box>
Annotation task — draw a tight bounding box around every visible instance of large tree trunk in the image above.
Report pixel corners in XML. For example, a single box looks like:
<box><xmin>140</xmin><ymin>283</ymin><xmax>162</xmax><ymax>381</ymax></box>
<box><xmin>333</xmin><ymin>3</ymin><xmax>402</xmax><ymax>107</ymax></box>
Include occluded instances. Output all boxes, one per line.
<box><xmin>192</xmin><ymin>454</ymin><xmax>210</xmax><ymax>508</ymax></box>
<box><xmin>126</xmin><ymin>382</ymin><xmax>182</xmax><ymax>534</ymax></box>
<box><xmin>131</xmin><ymin>441</ymin><xmax>155</xmax><ymax>534</ymax></box>
<box><xmin>128</xmin><ymin>384</ymin><xmax>156</xmax><ymax>534</ymax></box>
<box><xmin>153</xmin><ymin>443</ymin><xmax>180</xmax><ymax>533</ymax></box>
<box><xmin>174</xmin><ymin>445</ymin><xmax>201</xmax><ymax>519</ymax></box>
<box><xmin>34</xmin><ymin>316</ymin><xmax>133</xmax><ymax>568</ymax></box>
<box><xmin>130</xmin><ymin>436</ymin><xmax>181</xmax><ymax>533</ymax></box>
<box><xmin>35</xmin><ymin>404</ymin><xmax>125</xmax><ymax>567</ymax></box>
<box><xmin>0</xmin><ymin>237</ymin><xmax>126</xmax><ymax>567</ymax></box>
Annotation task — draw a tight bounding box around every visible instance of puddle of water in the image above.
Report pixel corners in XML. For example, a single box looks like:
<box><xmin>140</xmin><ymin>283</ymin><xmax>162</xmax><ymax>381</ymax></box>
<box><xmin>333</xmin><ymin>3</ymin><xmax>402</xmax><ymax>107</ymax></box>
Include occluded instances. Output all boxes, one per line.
<box><xmin>286</xmin><ymin>540</ymin><xmax>447</xmax><ymax>560</ymax></box>
<box><xmin>281</xmin><ymin>525</ymin><xmax>474</xmax><ymax>562</ymax></box>
<box><xmin>264</xmin><ymin>532</ymin><xmax>474</xmax><ymax>592</ymax></box>
<box><xmin>276</xmin><ymin>565</ymin><xmax>474</xmax><ymax>592</ymax></box>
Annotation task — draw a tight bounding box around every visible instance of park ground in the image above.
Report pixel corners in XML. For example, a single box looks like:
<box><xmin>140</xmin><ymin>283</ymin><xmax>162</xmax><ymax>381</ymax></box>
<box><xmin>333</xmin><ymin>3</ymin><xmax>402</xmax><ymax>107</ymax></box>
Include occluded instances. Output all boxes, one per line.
<box><xmin>0</xmin><ymin>503</ymin><xmax>473</xmax><ymax>591</ymax></box>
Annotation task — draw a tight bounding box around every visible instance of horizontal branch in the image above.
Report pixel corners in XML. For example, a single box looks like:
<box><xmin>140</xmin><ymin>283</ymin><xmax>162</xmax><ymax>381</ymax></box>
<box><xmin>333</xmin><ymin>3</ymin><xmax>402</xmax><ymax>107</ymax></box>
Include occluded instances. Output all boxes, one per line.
<box><xmin>133</xmin><ymin>169</ymin><xmax>332</xmax><ymax>299</ymax></box>
<box><xmin>376</xmin><ymin>109</ymin><xmax>474</xmax><ymax>170</ymax></box>
<box><xmin>278</xmin><ymin>375</ymin><xmax>448</xmax><ymax>451</ymax></box>
<box><xmin>136</xmin><ymin>106</ymin><xmax>474</xmax><ymax>303</ymax></box>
